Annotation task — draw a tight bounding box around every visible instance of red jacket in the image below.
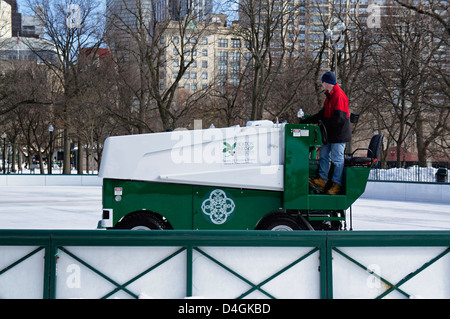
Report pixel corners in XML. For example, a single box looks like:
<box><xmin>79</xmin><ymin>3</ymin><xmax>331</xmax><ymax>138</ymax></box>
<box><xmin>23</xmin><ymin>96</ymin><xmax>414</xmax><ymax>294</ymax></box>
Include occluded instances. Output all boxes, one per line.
<box><xmin>303</xmin><ymin>84</ymin><xmax>352</xmax><ymax>143</ymax></box>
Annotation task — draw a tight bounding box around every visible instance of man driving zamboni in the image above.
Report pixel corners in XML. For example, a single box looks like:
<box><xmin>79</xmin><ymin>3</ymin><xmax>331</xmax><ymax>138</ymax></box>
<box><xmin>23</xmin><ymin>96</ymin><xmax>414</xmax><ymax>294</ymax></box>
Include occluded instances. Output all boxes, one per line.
<box><xmin>299</xmin><ymin>71</ymin><xmax>352</xmax><ymax>195</ymax></box>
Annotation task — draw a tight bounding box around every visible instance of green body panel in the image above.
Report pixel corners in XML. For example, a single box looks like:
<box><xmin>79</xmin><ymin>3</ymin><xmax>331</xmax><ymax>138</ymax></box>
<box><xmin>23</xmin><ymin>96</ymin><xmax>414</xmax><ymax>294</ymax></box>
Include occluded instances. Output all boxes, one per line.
<box><xmin>308</xmin><ymin>167</ymin><xmax>370</xmax><ymax>210</ymax></box>
<box><xmin>101</xmin><ymin>124</ymin><xmax>372</xmax><ymax>230</ymax></box>
<box><xmin>103</xmin><ymin>179</ymin><xmax>194</xmax><ymax>229</ymax></box>
<box><xmin>283</xmin><ymin>124</ymin><xmax>323</xmax><ymax>209</ymax></box>
<box><xmin>103</xmin><ymin>179</ymin><xmax>282</xmax><ymax>230</ymax></box>
<box><xmin>284</xmin><ymin>124</ymin><xmax>371</xmax><ymax>212</ymax></box>
<box><xmin>192</xmin><ymin>186</ymin><xmax>281</xmax><ymax>230</ymax></box>
<box><xmin>345</xmin><ymin>166</ymin><xmax>371</xmax><ymax>207</ymax></box>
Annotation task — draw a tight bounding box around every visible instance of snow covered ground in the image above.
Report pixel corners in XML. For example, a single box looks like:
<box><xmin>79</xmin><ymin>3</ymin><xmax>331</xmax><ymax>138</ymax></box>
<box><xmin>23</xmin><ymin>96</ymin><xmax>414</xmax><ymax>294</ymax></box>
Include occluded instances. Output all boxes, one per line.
<box><xmin>0</xmin><ymin>185</ymin><xmax>449</xmax><ymax>231</ymax></box>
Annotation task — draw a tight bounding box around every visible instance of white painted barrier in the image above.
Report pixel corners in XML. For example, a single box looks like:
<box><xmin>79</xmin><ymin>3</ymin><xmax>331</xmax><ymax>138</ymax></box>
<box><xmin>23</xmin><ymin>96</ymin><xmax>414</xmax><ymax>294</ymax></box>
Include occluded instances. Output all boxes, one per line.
<box><xmin>0</xmin><ymin>175</ymin><xmax>102</xmax><ymax>187</ymax></box>
<box><xmin>0</xmin><ymin>230</ymin><xmax>448</xmax><ymax>299</ymax></box>
<box><xmin>362</xmin><ymin>181</ymin><xmax>450</xmax><ymax>204</ymax></box>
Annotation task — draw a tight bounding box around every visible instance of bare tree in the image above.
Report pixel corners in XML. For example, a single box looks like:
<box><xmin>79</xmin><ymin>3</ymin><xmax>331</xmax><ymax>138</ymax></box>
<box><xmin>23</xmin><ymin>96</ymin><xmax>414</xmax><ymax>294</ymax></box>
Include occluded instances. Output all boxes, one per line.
<box><xmin>230</xmin><ymin>0</ymin><xmax>318</xmax><ymax>120</ymax></box>
<box><xmin>26</xmin><ymin>0</ymin><xmax>103</xmax><ymax>173</ymax></box>
<box><xmin>365</xmin><ymin>5</ymin><xmax>449</xmax><ymax>166</ymax></box>
<box><xmin>0</xmin><ymin>60</ymin><xmax>53</xmax><ymax>171</ymax></box>
<box><xmin>105</xmin><ymin>0</ymin><xmax>213</xmax><ymax>132</ymax></box>
<box><xmin>394</xmin><ymin>0</ymin><xmax>449</xmax><ymax>36</ymax></box>
<box><xmin>70</xmin><ymin>48</ymin><xmax>120</xmax><ymax>172</ymax></box>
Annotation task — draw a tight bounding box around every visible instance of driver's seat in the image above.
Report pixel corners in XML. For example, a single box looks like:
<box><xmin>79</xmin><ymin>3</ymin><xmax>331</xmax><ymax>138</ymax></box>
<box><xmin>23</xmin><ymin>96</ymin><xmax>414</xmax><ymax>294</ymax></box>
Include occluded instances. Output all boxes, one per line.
<box><xmin>345</xmin><ymin>134</ymin><xmax>383</xmax><ymax>167</ymax></box>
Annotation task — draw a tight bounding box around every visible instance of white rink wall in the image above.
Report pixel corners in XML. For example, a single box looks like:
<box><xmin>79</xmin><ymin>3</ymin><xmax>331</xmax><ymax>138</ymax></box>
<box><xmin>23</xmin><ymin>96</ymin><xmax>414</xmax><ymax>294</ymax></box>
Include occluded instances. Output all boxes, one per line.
<box><xmin>0</xmin><ymin>174</ymin><xmax>102</xmax><ymax>187</ymax></box>
<box><xmin>361</xmin><ymin>181</ymin><xmax>450</xmax><ymax>204</ymax></box>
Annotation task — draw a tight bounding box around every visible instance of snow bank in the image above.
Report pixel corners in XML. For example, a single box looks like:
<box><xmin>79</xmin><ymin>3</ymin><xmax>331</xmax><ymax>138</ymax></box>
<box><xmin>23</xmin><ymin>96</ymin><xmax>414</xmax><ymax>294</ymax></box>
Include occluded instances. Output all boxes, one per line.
<box><xmin>369</xmin><ymin>166</ymin><xmax>447</xmax><ymax>183</ymax></box>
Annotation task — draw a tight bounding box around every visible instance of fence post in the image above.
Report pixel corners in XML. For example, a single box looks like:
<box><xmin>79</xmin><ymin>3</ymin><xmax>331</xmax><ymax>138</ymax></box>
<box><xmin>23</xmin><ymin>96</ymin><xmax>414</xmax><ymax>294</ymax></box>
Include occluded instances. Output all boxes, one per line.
<box><xmin>43</xmin><ymin>236</ymin><xmax>58</xmax><ymax>299</ymax></box>
<box><xmin>325</xmin><ymin>234</ymin><xmax>333</xmax><ymax>299</ymax></box>
<box><xmin>186</xmin><ymin>246</ymin><xmax>193</xmax><ymax>298</ymax></box>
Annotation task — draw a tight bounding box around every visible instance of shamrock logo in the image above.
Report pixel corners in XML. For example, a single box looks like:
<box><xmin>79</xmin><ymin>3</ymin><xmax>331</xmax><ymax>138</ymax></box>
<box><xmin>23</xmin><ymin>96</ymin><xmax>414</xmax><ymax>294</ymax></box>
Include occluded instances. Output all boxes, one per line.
<box><xmin>201</xmin><ymin>189</ymin><xmax>235</xmax><ymax>225</ymax></box>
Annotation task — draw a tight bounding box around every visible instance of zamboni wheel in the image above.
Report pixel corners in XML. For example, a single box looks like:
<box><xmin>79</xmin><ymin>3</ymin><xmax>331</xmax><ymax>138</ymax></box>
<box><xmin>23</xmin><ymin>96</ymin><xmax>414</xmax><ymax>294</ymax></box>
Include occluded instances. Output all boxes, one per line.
<box><xmin>114</xmin><ymin>212</ymin><xmax>166</xmax><ymax>230</ymax></box>
<box><xmin>256</xmin><ymin>214</ymin><xmax>304</xmax><ymax>231</ymax></box>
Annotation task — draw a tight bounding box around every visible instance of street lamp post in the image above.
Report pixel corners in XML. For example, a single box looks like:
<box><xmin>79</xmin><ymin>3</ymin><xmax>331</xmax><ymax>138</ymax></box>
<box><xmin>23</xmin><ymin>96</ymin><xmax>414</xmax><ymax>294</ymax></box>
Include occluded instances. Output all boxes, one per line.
<box><xmin>48</xmin><ymin>125</ymin><xmax>54</xmax><ymax>174</ymax></box>
<box><xmin>324</xmin><ymin>21</ymin><xmax>346</xmax><ymax>81</ymax></box>
<box><xmin>1</xmin><ymin>133</ymin><xmax>6</xmax><ymax>174</ymax></box>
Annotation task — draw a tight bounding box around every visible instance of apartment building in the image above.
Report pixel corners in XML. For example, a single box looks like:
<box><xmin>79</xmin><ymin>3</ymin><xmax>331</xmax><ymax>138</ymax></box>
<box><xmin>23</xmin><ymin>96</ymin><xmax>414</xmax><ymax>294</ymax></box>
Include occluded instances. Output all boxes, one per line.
<box><xmin>110</xmin><ymin>0</ymin><xmax>447</xmax><ymax>92</ymax></box>
<box><xmin>160</xmin><ymin>14</ymin><xmax>249</xmax><ymax>92</ymax></box>
<box><xmin>0</xmin><ymin>1</ymin><xmax>55</xmax><ymax>63</ymax></box>
<box><xmin>0</xmin><ymin>0</ymin><xmax>11</xmax><ymax>39</ymax></box>
<box><xmin>106</xmin><ymin>0</ymin><xmax>376</xmax><ymax>91</ymax></box>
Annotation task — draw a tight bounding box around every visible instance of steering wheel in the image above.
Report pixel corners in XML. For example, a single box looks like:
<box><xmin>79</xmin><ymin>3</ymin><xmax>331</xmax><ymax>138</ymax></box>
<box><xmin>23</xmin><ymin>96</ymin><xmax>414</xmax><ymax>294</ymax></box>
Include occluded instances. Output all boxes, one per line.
<box><xmin>318</xmin><ymin>120</ymin><xmax>328</xmax><ymax>145</ymax></box>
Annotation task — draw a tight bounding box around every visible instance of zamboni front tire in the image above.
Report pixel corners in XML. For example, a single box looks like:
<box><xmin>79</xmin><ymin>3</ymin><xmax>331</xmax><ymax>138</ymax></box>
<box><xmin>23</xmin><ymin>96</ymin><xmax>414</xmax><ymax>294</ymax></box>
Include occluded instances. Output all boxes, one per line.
<box><xmin>256</xmin><ymin>214</ymin><xmax>304</xmax><ymax>231</ymax></box>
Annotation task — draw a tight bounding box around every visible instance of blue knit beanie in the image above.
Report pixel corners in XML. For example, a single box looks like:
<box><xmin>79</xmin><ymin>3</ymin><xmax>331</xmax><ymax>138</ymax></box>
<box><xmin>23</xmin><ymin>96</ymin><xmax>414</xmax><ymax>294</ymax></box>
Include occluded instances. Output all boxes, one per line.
<box><xmin>321</xmin><ymin>71</ymin><xmax>337</xmax><ymax>85</ymax></box>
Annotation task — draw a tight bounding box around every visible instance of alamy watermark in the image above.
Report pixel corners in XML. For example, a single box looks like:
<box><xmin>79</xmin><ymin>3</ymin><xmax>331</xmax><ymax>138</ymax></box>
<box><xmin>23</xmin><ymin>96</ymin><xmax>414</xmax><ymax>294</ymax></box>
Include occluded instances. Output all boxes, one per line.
<box><xmin>366</xmin><ymin>263</ymin><xmax>382</xmax><ymax>289</ymax></box>
<box><xmin>367</xmin><ymin>4</ymin><xmax>382</xmax><ymax>29</ymax></box>
<box><xmin>67</xmin><ymin>4</ymin><xmax>81</xmax><ymax>29</ymax></box>
<box><xmin>169</xmin><ymin>119</ymin><xmax>281</xmax><ymax>175</ymax></box>
<box><xmin>66</xmin><ymin>264</ymin><xmax>81</xmax><ymax>289</ymax></box>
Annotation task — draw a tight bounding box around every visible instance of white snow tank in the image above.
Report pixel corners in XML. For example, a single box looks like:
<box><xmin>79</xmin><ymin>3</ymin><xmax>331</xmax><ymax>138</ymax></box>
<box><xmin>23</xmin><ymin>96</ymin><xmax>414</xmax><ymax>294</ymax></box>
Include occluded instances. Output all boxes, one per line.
<box><xmin>99</xmin><ymin>121</ymin><xmax>286</xmax><ymax>191</ymax></box>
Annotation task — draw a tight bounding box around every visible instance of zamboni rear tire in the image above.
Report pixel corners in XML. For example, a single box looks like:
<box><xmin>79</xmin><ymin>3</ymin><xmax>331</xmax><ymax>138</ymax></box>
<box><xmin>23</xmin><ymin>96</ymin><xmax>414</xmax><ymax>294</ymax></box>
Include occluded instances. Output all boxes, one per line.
<box><xmin>114</xmin><ymin>212</ymin><xmax>165</xmax><ymax>230</ymax></box>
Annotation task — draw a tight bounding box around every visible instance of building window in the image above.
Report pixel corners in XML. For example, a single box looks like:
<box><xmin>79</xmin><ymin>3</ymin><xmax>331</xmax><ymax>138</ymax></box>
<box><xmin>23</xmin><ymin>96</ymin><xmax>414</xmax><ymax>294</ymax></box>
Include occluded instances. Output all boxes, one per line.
<box><xmin>218</xmin><ymin>39</ymin><xmax>228</xmax><ymax>47</ymax></box>
<box><xmin>218</xmin><ymin>51</ymin><xmax>228</xmax><ymax>62</ymax></box>
<box><xmin>230</xmin><ymin>75</ymin><xmax>240</xmax><ymax>86</ymax></box>
<box><xmin>202</xmin><ymin>60</ymin><xmax>208</xmax><ymax>68</ymax></box>
<box><xmin>231</xmin><ymin>39</ymin><xmax>241</xmax><ymax>48</ymax></box>
<box><xmin>218</xmin><ymin>52</ymin><xmax>228</xmax><ymax>76</ymax></box>
<box><xmin>202</xmin><ymin>49</ymin><xmax>208</xmax><ymax>56</ymax></box>
<box><xmin>230</xmin><ymin>52</ymin><xmax>240</xmax><ymax>62</ymax></box>
<box><xmin>230</xmin><ymin>52</ymin><xmax>240</xmax><ymax>75</ymax></box>
<box><xmin>202</xmin><ymin>72</ymin><xmax>208</xmax><ymax>79</ymax></box>
<box><xmin>202</xmin><ymin>37</ymin><xmax>208</xmax><ymax>45</ymax></box>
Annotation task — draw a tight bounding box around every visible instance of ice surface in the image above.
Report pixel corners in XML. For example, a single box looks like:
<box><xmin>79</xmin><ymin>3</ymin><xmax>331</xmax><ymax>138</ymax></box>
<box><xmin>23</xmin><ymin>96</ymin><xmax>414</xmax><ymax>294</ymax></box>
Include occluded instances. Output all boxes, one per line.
<box><xmin>0</xmin><ymin>185</ymin><xmax>449</xmax><ymax>230</ymax></box>
<box><xmin>0</xmin><ymin>186</ymin><xmax>101</xmax><ymax>229</ymax></box>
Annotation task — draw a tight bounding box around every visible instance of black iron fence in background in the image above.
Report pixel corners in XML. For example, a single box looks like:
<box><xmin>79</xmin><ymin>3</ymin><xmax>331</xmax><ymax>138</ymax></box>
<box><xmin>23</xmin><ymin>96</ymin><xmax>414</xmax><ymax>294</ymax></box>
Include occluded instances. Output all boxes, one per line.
<box><xmin>369</xmin><ymin>161</ymin><xmax>449</xmax><ymax>183</ymax></box>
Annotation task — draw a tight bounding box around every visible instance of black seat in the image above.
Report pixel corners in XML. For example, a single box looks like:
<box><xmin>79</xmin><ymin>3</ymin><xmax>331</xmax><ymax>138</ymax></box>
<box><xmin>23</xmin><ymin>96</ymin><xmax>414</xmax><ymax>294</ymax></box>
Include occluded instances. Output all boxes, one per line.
<box><xmin>345</xmin><ymin>134</ymin><xmax>383</xmax><ymax>167</ymax></box>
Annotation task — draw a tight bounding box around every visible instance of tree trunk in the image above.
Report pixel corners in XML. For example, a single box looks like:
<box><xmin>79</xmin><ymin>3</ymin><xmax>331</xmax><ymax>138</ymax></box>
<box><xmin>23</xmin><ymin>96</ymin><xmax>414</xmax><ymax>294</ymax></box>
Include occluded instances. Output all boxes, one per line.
<box><xmin>63</xmin><ymin>128</ymin><xmax>71</xmax><ymax>174</ymax></box>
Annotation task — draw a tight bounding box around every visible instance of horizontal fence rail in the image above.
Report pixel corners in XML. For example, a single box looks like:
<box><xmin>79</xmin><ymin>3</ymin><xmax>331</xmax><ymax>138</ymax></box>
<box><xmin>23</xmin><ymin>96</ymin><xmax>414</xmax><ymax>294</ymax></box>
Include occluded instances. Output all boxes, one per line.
<box><xmin>0</xmin><ymin>230</ymin><xmax>449</xmax><ymax>299</ymax></box>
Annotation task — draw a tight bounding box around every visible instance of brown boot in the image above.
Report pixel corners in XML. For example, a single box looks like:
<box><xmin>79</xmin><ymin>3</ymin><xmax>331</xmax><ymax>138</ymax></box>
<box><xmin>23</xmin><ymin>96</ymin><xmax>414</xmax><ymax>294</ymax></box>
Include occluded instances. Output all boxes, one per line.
<box><xmin>327</xmin><ymin>182</ymin><xmax>341</xmax><ymax>195</ymax></box>
<box><xmin>309</xmin><ymin>177</ymin><xmax>326</xmax><ymax>192</ymax></box>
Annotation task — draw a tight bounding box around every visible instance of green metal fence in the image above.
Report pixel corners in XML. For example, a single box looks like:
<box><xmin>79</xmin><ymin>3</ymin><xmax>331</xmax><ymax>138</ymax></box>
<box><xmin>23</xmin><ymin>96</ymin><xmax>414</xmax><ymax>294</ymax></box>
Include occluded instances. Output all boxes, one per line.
<box><xmin>0</xmin><ymin>230</ymin><xmax>449</xmax><ymax>299</ymax></box>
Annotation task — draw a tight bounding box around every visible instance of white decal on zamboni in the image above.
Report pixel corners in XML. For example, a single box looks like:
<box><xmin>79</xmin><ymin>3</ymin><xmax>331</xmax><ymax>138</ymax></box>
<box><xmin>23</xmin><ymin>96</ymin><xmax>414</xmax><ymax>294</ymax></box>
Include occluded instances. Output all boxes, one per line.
<box><xmin>201</xmin><ymin>189</ymin><xmax>235</xmax><ymax>224</ymax></box>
